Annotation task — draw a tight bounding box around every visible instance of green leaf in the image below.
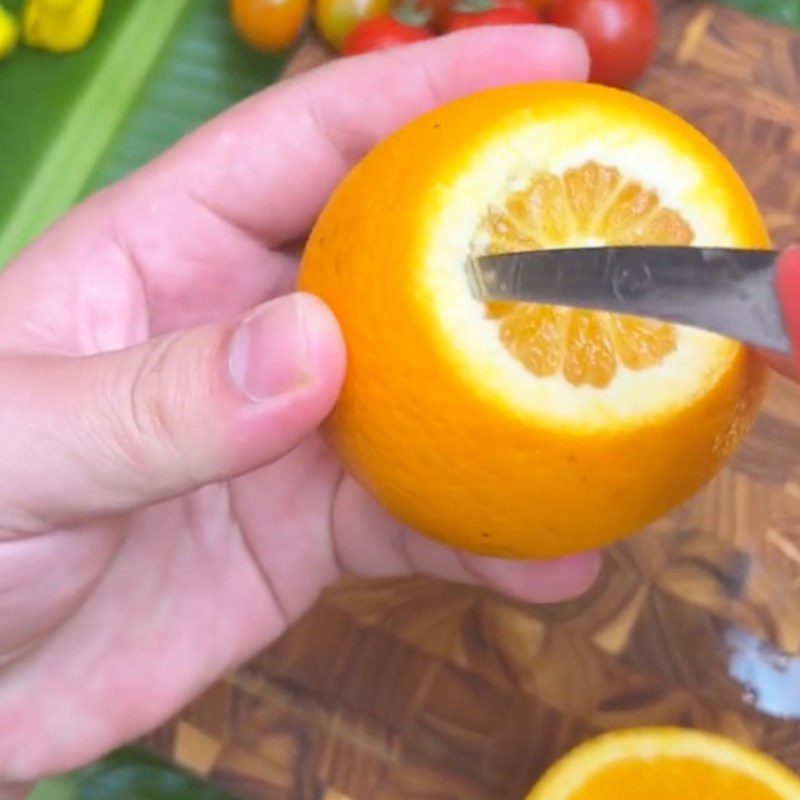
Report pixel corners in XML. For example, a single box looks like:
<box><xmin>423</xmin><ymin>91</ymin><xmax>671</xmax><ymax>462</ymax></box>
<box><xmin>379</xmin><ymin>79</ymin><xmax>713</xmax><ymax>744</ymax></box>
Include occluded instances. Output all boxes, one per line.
<box><xmin>0</xmin><ymin>0</ymin><xmax>192</xmax><ymax>265</ymax></box>
<box><xmin>29</xmin><ymin>776</ymin><xmax>78</xmax><ymax>800</ymax></box>
<box><xmin>33</xmin><ymin>748</ymin><xmax>239</xmax><ymax>800</ymax></box>
<box><xmin>0</xmin><ymin>0</ymin><xmax>286</xmax><ymax>266</ymax></box>
<box><xmin>719</xmin><ymin>0</ymin><xmax>800</xmax><ymax>27</ymax></box>
<box><xmin>83</xmin><ymin>0</ymin><xmax>287</xmax><ymax>194</ymax></box>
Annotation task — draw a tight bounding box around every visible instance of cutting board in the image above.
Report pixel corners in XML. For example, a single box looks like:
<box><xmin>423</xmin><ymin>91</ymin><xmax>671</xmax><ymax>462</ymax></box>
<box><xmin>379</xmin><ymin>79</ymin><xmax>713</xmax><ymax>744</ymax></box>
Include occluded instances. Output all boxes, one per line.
<box><xmin>145</xmin><ymin>2</ymin><xmax>800</xmax><ymax>798</ymax></box>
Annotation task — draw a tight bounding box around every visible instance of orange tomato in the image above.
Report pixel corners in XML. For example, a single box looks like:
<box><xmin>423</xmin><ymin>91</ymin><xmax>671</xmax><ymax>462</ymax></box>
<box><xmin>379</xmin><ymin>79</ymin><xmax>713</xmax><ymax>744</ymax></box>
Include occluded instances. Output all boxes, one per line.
<box><xmin>230</xmin><ymin>0</ymin><xmax>310</xmax><ymax>53</ymax></box>
<box><xmin>314</xmin><ymin>0</ymin><xmax>392</xmax><ymax>49</ymax></box>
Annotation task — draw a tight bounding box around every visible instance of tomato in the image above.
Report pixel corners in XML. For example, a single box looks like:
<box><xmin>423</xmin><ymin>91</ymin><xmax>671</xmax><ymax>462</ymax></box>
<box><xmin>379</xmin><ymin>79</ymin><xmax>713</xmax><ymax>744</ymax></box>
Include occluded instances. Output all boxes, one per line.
<box><xmin>314</xmin><ymin>0</ymin><xmax>392</xmax><ymax>48</ymax></box>
<box><xmin>524</xmin><ymin>0</ymin><xmax>556</xmax><ymax>11</ymax></box>
<box><xmin>416</xmin><ymin>0</ymin><xmax>455</xmax><ymax>29</ymax></box>
<box><xmin>547</xmin><ymin>0</ymin><xmax>657</xmax><ymax>87</ymax></box>
<box><xmin>342</xmin><ymin>11</ymin><xmax>432</xmax><ymax>54</ymax></box>
<box><xmin>443</xmin><ymin>0</ymin><xmax>540</xmax><ymax>31</ymax></box>
<box><xmin>230</xmin><ymin>0</ymin><xmax>310</xmax><ymax>53</ymax></box>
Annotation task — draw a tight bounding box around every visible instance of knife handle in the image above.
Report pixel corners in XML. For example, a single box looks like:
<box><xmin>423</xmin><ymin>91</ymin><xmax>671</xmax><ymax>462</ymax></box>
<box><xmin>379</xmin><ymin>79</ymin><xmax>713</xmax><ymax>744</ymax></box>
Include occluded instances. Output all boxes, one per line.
<box><xmin>776</xmin><ymin>246</ymin><xmax>800</xmax><ymax>370</ymax></box>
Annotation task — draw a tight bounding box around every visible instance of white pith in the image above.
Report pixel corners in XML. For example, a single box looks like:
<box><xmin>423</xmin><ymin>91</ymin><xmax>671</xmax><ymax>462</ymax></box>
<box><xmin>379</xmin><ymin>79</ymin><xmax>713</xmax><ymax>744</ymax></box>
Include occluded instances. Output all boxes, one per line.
<box><xmin>419</xmin><ymin>109</ymin><xmax>748</xmax><ymax>432</ymax></box>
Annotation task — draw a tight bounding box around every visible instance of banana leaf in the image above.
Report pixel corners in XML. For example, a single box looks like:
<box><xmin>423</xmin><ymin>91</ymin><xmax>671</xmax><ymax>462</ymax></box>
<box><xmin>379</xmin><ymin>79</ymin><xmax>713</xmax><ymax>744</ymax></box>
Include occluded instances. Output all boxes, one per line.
<box><xmin>0</xmin><ymin>0</ymin><xmax>285</xmax><ymax>266</ymax></box>
<box><xmin>722</xmin><ymin>0</ymin><xmax>800</xmax><ymax>26</ymax></box>
<box><xmin>30</xmin><ymin>746</ymin><xmax>240</xmax><ymax>800</ymax></box>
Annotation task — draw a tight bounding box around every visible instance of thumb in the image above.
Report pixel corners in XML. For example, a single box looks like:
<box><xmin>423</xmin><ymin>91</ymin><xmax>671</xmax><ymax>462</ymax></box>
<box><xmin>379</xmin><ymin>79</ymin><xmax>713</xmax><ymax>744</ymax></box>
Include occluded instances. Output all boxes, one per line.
<box><xmin>0</xmin><ymin>293</ymin><xmax>345</xmax><ymax>534</ymax></box>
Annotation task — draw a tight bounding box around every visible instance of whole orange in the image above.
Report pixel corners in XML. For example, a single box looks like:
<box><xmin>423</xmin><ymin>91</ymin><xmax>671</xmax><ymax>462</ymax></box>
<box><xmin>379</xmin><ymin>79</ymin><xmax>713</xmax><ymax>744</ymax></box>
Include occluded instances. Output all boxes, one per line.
<box><xmin>298</xmin><ymin>82</ymin><xmax>769</xmax><ymax>558</ymax></box>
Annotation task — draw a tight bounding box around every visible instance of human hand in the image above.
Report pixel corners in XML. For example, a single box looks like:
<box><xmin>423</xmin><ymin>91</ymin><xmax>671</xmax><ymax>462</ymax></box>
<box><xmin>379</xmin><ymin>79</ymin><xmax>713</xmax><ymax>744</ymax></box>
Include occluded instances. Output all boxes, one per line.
<box><xmin>0</xmin><ymin>27</ymin><xmax>597</xmax><ymax>785</ymax></box>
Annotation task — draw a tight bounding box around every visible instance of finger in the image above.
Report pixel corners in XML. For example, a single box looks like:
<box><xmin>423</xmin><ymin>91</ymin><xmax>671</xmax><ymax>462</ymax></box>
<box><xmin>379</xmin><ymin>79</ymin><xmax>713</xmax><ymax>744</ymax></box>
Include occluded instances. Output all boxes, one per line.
<box><xmin>0</xmin><ymin>293</ymin><xmax>345</xmax><ymax>534</ymax></box>
<box><xmin>3</xmin><ymin>27</ymin><xmax>588</xmax><ymax>341</ymax></box>
<box><xmin>334</xmin><ymin>478</ymin><xmax>601</xmax><ymax>603</ymax></box>
<box><xmin>162</xmin><ymin>25</ymin><xmax>590</xmax><ymax>248</ymax></box>
<box><xmin>0</xmin><ymin>783</ymin><xmax>32</xmax><ymax>800</ymax></box>
<box><xmin>768</xmin><ymin>245</ymin><xmax>800</xmax><ymax>380</ymax></box>
<box><xmin>761</xmin><ymin>352</ymin><xmax>794</xmax><ymax>380</ymax></box>
<box><xmin>455</xmin><ymin>547</ymin><xmax>601</xmax><ymax>603</ymax></box>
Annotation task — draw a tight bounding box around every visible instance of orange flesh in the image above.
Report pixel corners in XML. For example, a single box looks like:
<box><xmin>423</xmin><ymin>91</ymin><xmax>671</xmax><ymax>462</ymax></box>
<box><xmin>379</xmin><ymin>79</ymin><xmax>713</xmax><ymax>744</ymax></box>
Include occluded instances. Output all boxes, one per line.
<box><xmin>569</xmin><ymin>756</ymin><xmax>784</xmax><ymax>800</ymax></box>
<box><xmin>478</xmin><ymin>161</ymin><xmax>694</xmax><ymax>388</ymax></box>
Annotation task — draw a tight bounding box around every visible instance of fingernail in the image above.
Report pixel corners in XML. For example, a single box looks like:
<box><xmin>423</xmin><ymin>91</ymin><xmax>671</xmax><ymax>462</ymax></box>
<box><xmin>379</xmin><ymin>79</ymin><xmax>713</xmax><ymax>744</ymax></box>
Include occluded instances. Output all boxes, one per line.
<box><xmin>228</xmin><ymin>296</ymin><xmax>310</xmax><ymax>401</ymax></box>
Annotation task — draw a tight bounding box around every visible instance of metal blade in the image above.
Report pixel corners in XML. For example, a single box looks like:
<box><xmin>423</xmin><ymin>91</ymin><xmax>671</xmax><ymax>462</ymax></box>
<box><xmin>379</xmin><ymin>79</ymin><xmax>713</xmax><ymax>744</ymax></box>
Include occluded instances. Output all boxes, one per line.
<box><xmin>470</xmin><ymin>246</ymin><xmax>790</xmax><ymax>355</ymax></box>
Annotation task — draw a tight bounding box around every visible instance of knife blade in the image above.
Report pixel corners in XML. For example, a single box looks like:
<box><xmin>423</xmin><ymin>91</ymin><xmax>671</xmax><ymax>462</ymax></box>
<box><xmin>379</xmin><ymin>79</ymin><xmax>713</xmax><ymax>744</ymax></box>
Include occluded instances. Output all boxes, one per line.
<box><xmin>469</xmin><ymin>246</ymin><xmax>791</xmax><ymax>355</ymax></box>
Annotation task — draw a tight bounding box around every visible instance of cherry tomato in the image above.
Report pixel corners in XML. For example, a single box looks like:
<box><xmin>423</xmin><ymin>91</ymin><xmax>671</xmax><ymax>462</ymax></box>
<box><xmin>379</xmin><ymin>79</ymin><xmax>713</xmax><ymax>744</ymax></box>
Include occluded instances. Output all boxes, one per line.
<box><xmin>547</xmin><ymin>0</ymin><xmax>657</xmax><ymax>87</ymax></box>
<box><xmin>443</xmin><ymin>1</ymin><xmax>540</xmax><ymax>31</ymax></box>
<box><xmin>314</xmin><ymin>0</ymin><xmax>392</xmax><ymax>48</ymax></box>
<box><xmin>524</xmin><ymin>0</ymin><xmax>556</xmax><ymax>11</ymax></box>
<box><xmin>416</xmin><ymin>0</ymin><xmax>454</xmax><ymax>29</ymax></box>
<box><xmin>230</xmin><ymin>0</ymin><xmax>310</xmax><ymax>53</ymax></box>
<box><xmin>342</xmin><ymin>11</ymin><xmax>432</xmax><ymax>54</ymax></box>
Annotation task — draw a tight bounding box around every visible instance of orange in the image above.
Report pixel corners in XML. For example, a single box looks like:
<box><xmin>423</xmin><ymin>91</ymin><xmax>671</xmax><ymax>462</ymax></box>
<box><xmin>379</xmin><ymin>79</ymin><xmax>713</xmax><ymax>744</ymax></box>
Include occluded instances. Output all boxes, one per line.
<box><xmin>527</xmin><ymin>727</ymin><xmax>800</xmax><ymax>799</ymax></box>
<box><xmin>298</xmin><ymin>82</ymin><xmax>769</xmax><ymax>558</ymax></box>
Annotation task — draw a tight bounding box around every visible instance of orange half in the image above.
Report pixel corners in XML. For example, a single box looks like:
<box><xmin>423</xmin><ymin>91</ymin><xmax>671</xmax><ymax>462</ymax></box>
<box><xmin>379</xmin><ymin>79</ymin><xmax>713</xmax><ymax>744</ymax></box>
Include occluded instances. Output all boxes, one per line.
<box><xmin>527</xmin><ymin>728</ymin><xmax>800</xmax><ymax>800</ymax></box>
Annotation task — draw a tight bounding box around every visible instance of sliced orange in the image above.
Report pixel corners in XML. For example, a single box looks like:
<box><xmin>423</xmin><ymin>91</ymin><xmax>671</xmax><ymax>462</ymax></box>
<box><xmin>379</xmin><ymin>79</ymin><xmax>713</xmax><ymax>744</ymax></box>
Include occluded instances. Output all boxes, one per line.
<box><xmin>527</xmin><ymin>728</ymin><xmax>800</xmax><ymax>800</ymax></box>
<box><xmin>298</xmin><ymin>82</ymin><xmax>769</xmax><ymax>558</ymax></box>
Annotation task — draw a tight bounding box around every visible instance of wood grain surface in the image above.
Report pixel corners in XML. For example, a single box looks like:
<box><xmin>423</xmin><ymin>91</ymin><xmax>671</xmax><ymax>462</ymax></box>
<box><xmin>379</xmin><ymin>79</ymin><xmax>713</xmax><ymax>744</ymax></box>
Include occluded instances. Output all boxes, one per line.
<box><xmin>145</xmin><ymin>1</ymin><xmax>800</xmax><ymax>797</ymax></box>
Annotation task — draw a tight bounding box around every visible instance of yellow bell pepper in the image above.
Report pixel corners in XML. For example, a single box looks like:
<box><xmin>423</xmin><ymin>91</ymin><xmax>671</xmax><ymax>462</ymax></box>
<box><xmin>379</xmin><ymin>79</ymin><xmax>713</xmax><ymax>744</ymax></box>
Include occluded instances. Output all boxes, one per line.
<box><xmin>0</xmin><ymin>4</ymin><xmax>18</xmax><ymax>61</ymax></box>
<box><xmin>22</xmin><ymin>0</ymin><xmax>104</xmax><ymax>53</ymax></box>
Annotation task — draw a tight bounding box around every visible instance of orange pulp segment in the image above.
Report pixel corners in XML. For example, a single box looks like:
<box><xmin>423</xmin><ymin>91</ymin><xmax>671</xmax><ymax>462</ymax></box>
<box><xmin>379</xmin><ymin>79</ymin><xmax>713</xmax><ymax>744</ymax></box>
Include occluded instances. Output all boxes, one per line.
<box><xmin>478</xmin><ymin>161</ymin><xmax>693</xmax><ymax>388</ymax></box>
<box><xmin>569</xmin><ymin>755</ymin><xmax>783</xmax><ymax>800</ymax></box>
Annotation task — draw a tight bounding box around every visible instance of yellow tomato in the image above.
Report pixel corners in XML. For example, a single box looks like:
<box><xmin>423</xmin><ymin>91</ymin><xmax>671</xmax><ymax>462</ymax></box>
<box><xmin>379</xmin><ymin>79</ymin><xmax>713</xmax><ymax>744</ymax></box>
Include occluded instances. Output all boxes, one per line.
<box><xmin>230</xmin><ymin>0</ymin><xmax>309</xmax><ymax>53</ymax></box>
<box><xmin>0</xmin><ymin>4</ymin><xmax>18</xmax><ymax>60</ymax></box>
<box><xmin>22</xmin><ymin>0</ymin><xmax>104</xmax><ymax>54</ymax></box>
<box><xmin>314</xmin><ymin>0</ymin><xmax>391</xmax><ymax>49</ymax></box>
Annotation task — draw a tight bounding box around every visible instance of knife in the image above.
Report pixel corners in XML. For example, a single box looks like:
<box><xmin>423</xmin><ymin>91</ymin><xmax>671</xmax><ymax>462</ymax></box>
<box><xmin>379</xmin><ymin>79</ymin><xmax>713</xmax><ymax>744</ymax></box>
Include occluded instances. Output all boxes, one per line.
<box><xmin>469</xmin><ymin>246</ymin><xmax>800</xmax><ymax>357</ymax></box>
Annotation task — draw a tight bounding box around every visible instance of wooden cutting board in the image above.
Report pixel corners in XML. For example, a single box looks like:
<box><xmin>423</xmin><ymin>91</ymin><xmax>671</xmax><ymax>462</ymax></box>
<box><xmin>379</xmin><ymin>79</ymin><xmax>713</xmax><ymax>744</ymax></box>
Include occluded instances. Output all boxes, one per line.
<box><xmin>145</xmin><ymin>2</ymin><xmax>800</xmax><ymax>798</ymax></box>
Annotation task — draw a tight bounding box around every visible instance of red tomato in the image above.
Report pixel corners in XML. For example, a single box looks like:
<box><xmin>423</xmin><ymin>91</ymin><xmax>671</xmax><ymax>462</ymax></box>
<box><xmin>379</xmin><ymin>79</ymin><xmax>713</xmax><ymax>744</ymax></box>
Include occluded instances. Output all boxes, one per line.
<box><xmin>525</xmin><ymin>0</ymin><xmax>555</xmax><ymax>11</ymax></box>
<box><xmin>341</xmin><ymin>12</ymin><xmax>432</xmax><ymax>54</ymax></box>
<box><xmin>314</xmin><ymin>0</ymin><xmax>391</xmax><ymax>49</ymax></box>
<box><xmin>443</xmin><ymin>2</ymin><xmax>540</xmax><ymax>30</ymax></box>
<box><xmin>547</xmin><ymin>0</ymin><xmax>657</xmax><ymax>87</ymax></box>
<box><xmin>417</xmin><ymin>0</ymin><xmax>456</xmax><ymax>29</ymax></box>
<box><xmin>422</xmin><ymin>0</ymin><xmax>523</xmax><ymax>29</ymax></box>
